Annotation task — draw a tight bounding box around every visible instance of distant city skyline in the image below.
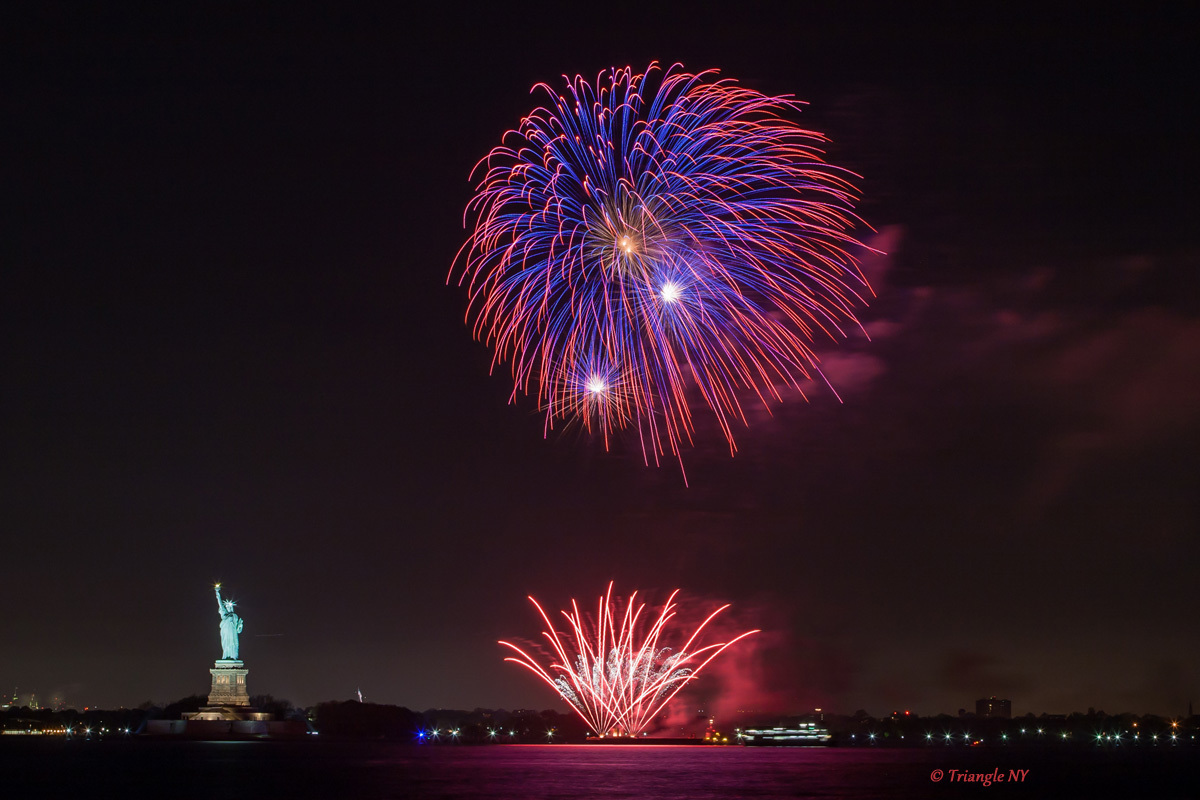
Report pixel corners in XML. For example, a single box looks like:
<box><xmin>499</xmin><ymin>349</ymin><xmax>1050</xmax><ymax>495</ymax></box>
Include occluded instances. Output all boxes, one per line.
<box><xmin>2</xmin><ymin>677</ymin><xmax>1195</xmax><ymax>723</ymax></box>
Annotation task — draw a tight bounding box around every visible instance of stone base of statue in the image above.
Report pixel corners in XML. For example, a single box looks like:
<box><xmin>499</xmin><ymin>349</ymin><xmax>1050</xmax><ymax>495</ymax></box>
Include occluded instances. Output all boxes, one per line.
<box><xmin>182</xmin><ymin>707</ymin><xmax>273</xmax><ymax>722</ymax></box>
<box><xmin>181</xmin><ymin>660</ymin><xmax>271</xmax><ymax>723</ymax></box>
<box><xmin>207</xmin><ymin>659</ymin><xmax>251</xmax><ymax>706</ymax></box>
<box><xmin>154</xmin><ymin>658</ymin><xmax>306</xmax><ymax>737</ymax></box>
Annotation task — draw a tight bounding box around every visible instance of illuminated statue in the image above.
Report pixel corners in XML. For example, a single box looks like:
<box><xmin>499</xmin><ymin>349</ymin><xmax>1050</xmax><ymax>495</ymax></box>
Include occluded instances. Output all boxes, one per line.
<box><xmin>214</xmin><ymin>584</ymin><xmax>244</xmax><ymax>660</ymax></box>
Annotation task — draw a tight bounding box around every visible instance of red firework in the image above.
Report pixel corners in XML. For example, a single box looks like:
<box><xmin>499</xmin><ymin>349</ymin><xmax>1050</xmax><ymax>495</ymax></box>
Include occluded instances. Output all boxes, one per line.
<box><xmin>499</xmin><ymin>583</ymin><xmax>759</xmax><ymax>736</ymax></box>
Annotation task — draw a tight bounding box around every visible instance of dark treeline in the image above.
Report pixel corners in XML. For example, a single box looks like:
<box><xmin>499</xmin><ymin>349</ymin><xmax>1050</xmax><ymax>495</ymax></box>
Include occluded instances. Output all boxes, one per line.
<box><xmin>1</xmin><ymin>693</ymin><xmax>307</xmax><ymax>736</ymax></box>
<box><xmin>4</xmin><ymin>701</ymin><xmax>1196</xmax><ymax>747</ymax></box>
<box><xmin>314</xmin><ymin>702</ymin><xmax>590</xmax><ymax>742</ymax></box>
<box><xmin>809</xmin><ymin>710</ymin><xmax>1199</xmax><ymax>748</ymax></box>
<box><xmin>1</xmin><ymin>704</ymin><xmax>145</xmax><ymax>734</ymax></box>
<box><xmin>0</xmin><ymin>698</ymin><xmax>590</xmax><ymax>742</ymax></box>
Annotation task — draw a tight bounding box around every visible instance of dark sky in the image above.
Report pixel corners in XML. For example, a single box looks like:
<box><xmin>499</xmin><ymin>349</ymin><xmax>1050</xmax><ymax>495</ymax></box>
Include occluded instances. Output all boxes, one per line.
<box><xmin>3</xmin><ymin>3</ymin><xmax>1197</xmax><ymax>718</ymax></box>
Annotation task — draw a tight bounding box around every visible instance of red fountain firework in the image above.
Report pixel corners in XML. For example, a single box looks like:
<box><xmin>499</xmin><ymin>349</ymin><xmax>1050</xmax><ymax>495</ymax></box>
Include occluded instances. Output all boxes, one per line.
<box><xmin>499</xmin><ymin>583</ymin><xmax>759</xmax><ymax>737</ymax></box>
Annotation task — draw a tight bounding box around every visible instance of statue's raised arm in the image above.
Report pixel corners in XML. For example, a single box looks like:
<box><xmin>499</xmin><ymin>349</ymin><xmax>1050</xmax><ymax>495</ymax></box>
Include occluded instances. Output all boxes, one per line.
<box><xmin>215</xmin><ymin>584</ymin><xmax>227</xmax><ymax>616</ymax></box>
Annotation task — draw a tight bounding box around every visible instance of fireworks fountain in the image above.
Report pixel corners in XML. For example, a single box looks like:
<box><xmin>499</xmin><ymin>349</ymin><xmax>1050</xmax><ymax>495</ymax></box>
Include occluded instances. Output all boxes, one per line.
<box><xmin>500</xmin><ymin>583</ymin><xmax>759</xmax><ymax>737</ymax></box>
<box><xmin>453</xmin><ymin>62</ymin><xmax>873</xmax><ymax>477</ymax></box>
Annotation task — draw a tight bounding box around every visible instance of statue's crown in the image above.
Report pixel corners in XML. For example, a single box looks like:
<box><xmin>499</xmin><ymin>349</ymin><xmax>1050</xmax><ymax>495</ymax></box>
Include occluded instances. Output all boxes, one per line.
<box><xmin>223</xmin><ymin>599</ymin><xmax>235</xmax><ymax>610</ymax></box>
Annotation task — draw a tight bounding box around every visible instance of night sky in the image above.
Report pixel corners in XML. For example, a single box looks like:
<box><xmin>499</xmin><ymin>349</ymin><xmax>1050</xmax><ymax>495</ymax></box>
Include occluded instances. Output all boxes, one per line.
<box><xmin>4</xmin><ymin>4</ymin><xmax>1197</xmax><ymax>718</ymax></box>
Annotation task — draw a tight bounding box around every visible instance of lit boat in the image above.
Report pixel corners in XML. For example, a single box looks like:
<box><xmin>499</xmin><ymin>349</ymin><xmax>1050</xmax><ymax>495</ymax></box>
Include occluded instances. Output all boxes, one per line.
<box><xmin>740</xmin><ymin>722</ymin><xmax>832</xmax><ymax>746</ymax></box>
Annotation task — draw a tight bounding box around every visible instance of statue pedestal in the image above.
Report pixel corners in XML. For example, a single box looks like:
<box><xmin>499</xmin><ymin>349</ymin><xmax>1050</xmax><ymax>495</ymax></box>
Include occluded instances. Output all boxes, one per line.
<box><xmin>207</xmin><ymin>659</ymin><xmax>250</xmax><ymax>706</ymax></box>
<box><xmin>184</xmin><ymin>706</ymin><xmax>271</xmax><ymax>721</ymax></box>
<box><xmin>182</xmin><ymin>660</ymin><xmax>269</xmax><ymax>721</ymax></box>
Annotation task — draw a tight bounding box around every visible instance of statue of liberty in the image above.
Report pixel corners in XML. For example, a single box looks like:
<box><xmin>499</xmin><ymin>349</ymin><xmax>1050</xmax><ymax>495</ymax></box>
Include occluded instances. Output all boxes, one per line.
<box><xmin>214</xmin><ymin>584</ymin><xmax>244</xmax><ymax>660</ymax></box>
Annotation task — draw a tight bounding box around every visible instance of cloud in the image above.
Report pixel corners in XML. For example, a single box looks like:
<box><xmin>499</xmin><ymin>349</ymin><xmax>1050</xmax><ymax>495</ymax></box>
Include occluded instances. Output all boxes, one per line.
<box><xmin>859</xmin><ymin>225</ymin><xmax>904</xmax><ymax>291</ymax></box>
<box><xmin>815</xmin><ymin>352</ymin><xmax>887</xmax><ymax>398</ymax></box>
<box><xmin>877</xmin><ymin>246</ymin><xmax>1200</xmax><ymax>514</ymax></box>
<box><xmin>1022</xmin><ymin>307</ymin><xmax>1200</xmax><ymax>513</ymax></box>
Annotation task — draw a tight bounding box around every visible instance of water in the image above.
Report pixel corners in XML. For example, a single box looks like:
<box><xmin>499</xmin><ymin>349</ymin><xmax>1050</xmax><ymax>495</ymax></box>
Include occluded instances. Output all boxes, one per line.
<box><xmin>1</xmin><ymin>740</ymin><xmax>1195</xmax><ymax>799</ymax></box>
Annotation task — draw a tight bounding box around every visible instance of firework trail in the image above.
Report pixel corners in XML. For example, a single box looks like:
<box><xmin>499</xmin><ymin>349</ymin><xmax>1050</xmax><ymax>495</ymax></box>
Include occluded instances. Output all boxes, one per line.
<box><xmin>499</xmin><ymin>583</ymin><xmax>759</xmax><ymax>737</ymax></box>
<box><xmin>453</xmin><ymin>62</ymin><xmax>873</xmax><ymax>477</ymax></box>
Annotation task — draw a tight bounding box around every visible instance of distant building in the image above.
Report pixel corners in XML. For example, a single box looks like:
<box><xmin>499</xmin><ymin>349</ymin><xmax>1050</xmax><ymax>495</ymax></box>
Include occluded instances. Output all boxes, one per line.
<box><xmin>976</xmin><ymin>697</ymin><xmax>1012</xmax><ymax>719</ymax></box>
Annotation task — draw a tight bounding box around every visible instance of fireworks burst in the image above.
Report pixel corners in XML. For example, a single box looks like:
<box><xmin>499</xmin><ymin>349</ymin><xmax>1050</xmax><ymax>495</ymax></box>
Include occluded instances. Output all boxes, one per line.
<box><xmin>453</xmin><ymin>62</ymin><xmax>873</xmax><ymax>476</ymax></box>
<box><xmin>499</xmin><ymin>583</ymin><xmax>759</xmax><ymax>737</ymax></box>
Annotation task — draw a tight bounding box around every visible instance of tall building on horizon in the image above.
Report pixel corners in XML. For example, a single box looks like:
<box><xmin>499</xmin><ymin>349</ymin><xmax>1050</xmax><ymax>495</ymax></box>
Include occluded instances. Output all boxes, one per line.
<box><xmin>976</xmin><ymin>696</ymin><xmax>1012</xmax><ymax>719</ymax></box>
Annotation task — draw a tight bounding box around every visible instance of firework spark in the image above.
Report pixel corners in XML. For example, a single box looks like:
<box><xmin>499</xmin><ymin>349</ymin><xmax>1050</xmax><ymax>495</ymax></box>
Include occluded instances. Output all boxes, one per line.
<box><xmin>499</xmin><ymin>583</ymin><xmax>759</xmax><ymax>737</ymax></box>
<box><xmin>453</xmin><ymin>62</ymin><xmax>873</xmax><ymax>476</ymax></box>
